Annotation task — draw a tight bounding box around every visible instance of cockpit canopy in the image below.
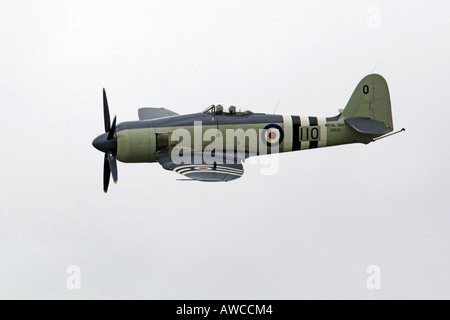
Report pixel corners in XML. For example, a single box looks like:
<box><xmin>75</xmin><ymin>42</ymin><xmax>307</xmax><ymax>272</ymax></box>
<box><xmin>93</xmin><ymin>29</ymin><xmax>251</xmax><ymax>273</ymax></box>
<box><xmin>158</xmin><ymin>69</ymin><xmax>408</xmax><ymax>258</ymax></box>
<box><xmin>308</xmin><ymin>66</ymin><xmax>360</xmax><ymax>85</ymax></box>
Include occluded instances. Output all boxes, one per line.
<box><xmin>202</xmin><ymin>104</ymin><xmax>252</xmax><ymax>116</ymax></box>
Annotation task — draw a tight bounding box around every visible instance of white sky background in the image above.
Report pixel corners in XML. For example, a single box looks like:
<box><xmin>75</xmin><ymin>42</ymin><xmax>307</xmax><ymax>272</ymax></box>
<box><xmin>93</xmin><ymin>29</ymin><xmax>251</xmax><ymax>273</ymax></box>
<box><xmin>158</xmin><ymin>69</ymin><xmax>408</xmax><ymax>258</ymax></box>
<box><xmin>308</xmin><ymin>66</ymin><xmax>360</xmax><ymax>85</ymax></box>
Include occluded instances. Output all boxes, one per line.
<box><xmin>0</xmin><ymin>0</ymin><xmax>449</xmax><ymax>299</ymax></box>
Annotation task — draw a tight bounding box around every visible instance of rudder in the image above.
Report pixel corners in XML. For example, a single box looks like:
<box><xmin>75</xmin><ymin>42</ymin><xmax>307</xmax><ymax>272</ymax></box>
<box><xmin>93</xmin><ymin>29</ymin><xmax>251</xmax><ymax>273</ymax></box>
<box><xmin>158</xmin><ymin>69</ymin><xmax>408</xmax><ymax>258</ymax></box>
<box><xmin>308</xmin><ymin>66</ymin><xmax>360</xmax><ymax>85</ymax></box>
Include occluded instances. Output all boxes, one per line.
<box><xmin>341</xmin><ymin>74</ymin><xmax>393</xmax><ymax>134</ymax></box>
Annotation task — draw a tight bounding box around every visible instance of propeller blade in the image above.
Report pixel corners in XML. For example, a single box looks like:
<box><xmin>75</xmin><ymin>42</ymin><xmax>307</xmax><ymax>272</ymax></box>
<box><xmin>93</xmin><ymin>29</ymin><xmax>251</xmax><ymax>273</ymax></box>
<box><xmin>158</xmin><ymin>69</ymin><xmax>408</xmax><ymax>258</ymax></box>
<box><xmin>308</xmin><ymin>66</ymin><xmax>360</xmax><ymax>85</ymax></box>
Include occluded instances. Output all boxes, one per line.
<box><xmin>103</xmin><ymin>153</ymin><xmax>111</xmax><ymax>193</ymax></box>
<box><xmin>107</xmin><ymin>116</ymin><xmax>116</xmax><ymax>140</ymax></box>
<box><xmin>103</xmin><ymin>88</ymin><xmax>111</xmax><ymax>133</ymax></box>
<box><xmin>107</xmin><ymin>150</ymin><xmax>118</xmax><ymax>184</ymax></box>
<box><xmin>97</xmin><ymin>88</ymin><xmax>118</xmax><ymax>193</ymax></box>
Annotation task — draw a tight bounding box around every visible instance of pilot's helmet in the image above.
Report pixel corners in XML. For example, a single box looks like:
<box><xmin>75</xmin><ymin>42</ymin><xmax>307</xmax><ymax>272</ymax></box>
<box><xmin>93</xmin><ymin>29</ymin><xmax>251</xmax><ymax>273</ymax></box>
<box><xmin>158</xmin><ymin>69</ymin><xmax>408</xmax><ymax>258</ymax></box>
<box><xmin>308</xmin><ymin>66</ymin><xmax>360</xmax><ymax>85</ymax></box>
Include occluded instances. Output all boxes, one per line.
<box><xmin>216</xmin><ymin>105</ymin><xmax>223</xmax><ymax>114</ymax></box>
<box><xmin>229</xmin><ymin>106</ymin><xmax>236</xmax><ymax>114</ymax></box>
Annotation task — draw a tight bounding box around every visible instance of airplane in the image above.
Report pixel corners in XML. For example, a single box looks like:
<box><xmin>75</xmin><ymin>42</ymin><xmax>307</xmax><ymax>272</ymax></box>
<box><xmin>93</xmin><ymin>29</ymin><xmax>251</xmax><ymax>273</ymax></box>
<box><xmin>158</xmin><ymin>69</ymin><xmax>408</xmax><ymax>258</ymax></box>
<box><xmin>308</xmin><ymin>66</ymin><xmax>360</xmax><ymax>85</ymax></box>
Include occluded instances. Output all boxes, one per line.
<box><xmin>92</xmin><ymin>74</ymin><xmax>404</xmax><ymax>192</ymax></box>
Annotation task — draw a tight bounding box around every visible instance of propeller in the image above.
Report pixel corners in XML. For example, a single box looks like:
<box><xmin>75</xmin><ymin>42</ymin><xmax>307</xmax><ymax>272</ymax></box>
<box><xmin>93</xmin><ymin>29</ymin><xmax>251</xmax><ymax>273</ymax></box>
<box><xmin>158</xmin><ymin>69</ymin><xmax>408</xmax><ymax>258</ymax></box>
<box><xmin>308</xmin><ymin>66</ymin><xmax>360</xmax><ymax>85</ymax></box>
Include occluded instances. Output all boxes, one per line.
<box><xmin>92</xmin><ymin>88</ymin><xmax>118</xmax><ymax>193</ymax></box>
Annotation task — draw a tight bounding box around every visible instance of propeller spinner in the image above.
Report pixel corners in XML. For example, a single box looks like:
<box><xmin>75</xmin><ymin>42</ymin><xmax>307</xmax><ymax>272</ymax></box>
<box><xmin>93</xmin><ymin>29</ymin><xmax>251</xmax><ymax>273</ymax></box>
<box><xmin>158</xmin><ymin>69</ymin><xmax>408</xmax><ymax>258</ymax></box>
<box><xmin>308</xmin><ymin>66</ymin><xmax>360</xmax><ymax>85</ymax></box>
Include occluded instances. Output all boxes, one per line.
<box><xmin>92</xmin><ymin>88</ymin><xmax>118</xmax><ymax>193</ymax></box>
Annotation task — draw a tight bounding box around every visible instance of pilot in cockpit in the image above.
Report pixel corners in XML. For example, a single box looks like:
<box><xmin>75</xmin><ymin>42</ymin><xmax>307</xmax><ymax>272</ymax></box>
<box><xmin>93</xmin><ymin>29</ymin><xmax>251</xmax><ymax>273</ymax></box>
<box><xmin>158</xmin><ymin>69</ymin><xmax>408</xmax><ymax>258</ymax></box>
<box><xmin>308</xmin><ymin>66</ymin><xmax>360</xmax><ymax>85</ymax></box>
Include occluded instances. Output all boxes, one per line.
<box><xmin>216</xmin><ymin>104</ymin><xmax>224</xmax><ymax>115</ymax></box>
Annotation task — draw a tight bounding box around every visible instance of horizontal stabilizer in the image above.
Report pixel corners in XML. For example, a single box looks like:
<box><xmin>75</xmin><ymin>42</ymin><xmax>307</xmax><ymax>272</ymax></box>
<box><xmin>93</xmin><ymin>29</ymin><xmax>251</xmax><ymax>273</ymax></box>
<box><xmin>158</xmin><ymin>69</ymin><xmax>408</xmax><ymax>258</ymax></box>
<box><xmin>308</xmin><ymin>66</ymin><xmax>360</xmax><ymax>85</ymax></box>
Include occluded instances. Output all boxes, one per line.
<box><xmin>138</xmin><ymin>107</ymin><xmax>179</xmax><ymax>120</ymax></box>
<box><xmin>345</xmin><ymin>117</ymin><xmax>390</xmax><ymax>135</ymax></box>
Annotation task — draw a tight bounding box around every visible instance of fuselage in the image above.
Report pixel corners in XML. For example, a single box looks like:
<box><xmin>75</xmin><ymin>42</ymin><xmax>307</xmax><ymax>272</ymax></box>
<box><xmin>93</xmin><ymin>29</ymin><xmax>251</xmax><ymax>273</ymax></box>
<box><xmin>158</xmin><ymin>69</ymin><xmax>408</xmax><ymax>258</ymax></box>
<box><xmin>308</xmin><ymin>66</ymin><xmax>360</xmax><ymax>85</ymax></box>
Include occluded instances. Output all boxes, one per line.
<box><xmin>115</xmin><ymin>111</ymin><xmax>373</xmax><ymax>163</ymax></box>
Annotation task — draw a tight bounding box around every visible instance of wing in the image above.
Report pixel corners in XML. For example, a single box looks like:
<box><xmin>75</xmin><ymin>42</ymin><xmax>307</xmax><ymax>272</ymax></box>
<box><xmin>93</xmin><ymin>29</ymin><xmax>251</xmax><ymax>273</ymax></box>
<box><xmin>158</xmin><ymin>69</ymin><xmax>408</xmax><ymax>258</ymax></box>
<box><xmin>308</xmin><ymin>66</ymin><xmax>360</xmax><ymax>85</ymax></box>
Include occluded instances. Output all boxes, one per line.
<box><xmin>157</xmin><ymin>152</ymin><xmax>245</xmax><ymax>182</ymax></box>
<box><xmin>138</xmin><ymin>107</ymin><xmax>179</xmax><ymax>120</ymax></box>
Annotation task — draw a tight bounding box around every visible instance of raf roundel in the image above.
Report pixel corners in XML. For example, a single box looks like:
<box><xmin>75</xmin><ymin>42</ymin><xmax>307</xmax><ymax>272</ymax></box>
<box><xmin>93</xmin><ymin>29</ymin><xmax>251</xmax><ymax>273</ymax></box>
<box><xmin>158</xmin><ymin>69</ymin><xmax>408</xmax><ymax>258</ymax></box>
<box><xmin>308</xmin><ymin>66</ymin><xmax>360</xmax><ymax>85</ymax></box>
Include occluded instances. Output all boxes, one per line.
<box><xmin>261</xmin><ymin>124</ymin><xmax>284</xmax><ymax>147</ymax></box>
<box><xmin>194</xmin><ymin>166</ymin><xmax>213</xmax><ymax>171</ymax></box>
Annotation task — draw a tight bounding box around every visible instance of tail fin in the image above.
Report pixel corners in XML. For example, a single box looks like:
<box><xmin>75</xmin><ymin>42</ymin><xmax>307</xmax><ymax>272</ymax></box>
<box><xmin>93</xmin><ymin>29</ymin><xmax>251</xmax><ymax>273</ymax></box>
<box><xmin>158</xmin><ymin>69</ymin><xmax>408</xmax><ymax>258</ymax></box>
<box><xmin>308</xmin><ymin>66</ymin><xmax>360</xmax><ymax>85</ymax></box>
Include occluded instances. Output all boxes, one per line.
<box><xmin>341</xmin><ymin>74</ymin><xmax>393</xmax><ymax>135</ymax></box>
